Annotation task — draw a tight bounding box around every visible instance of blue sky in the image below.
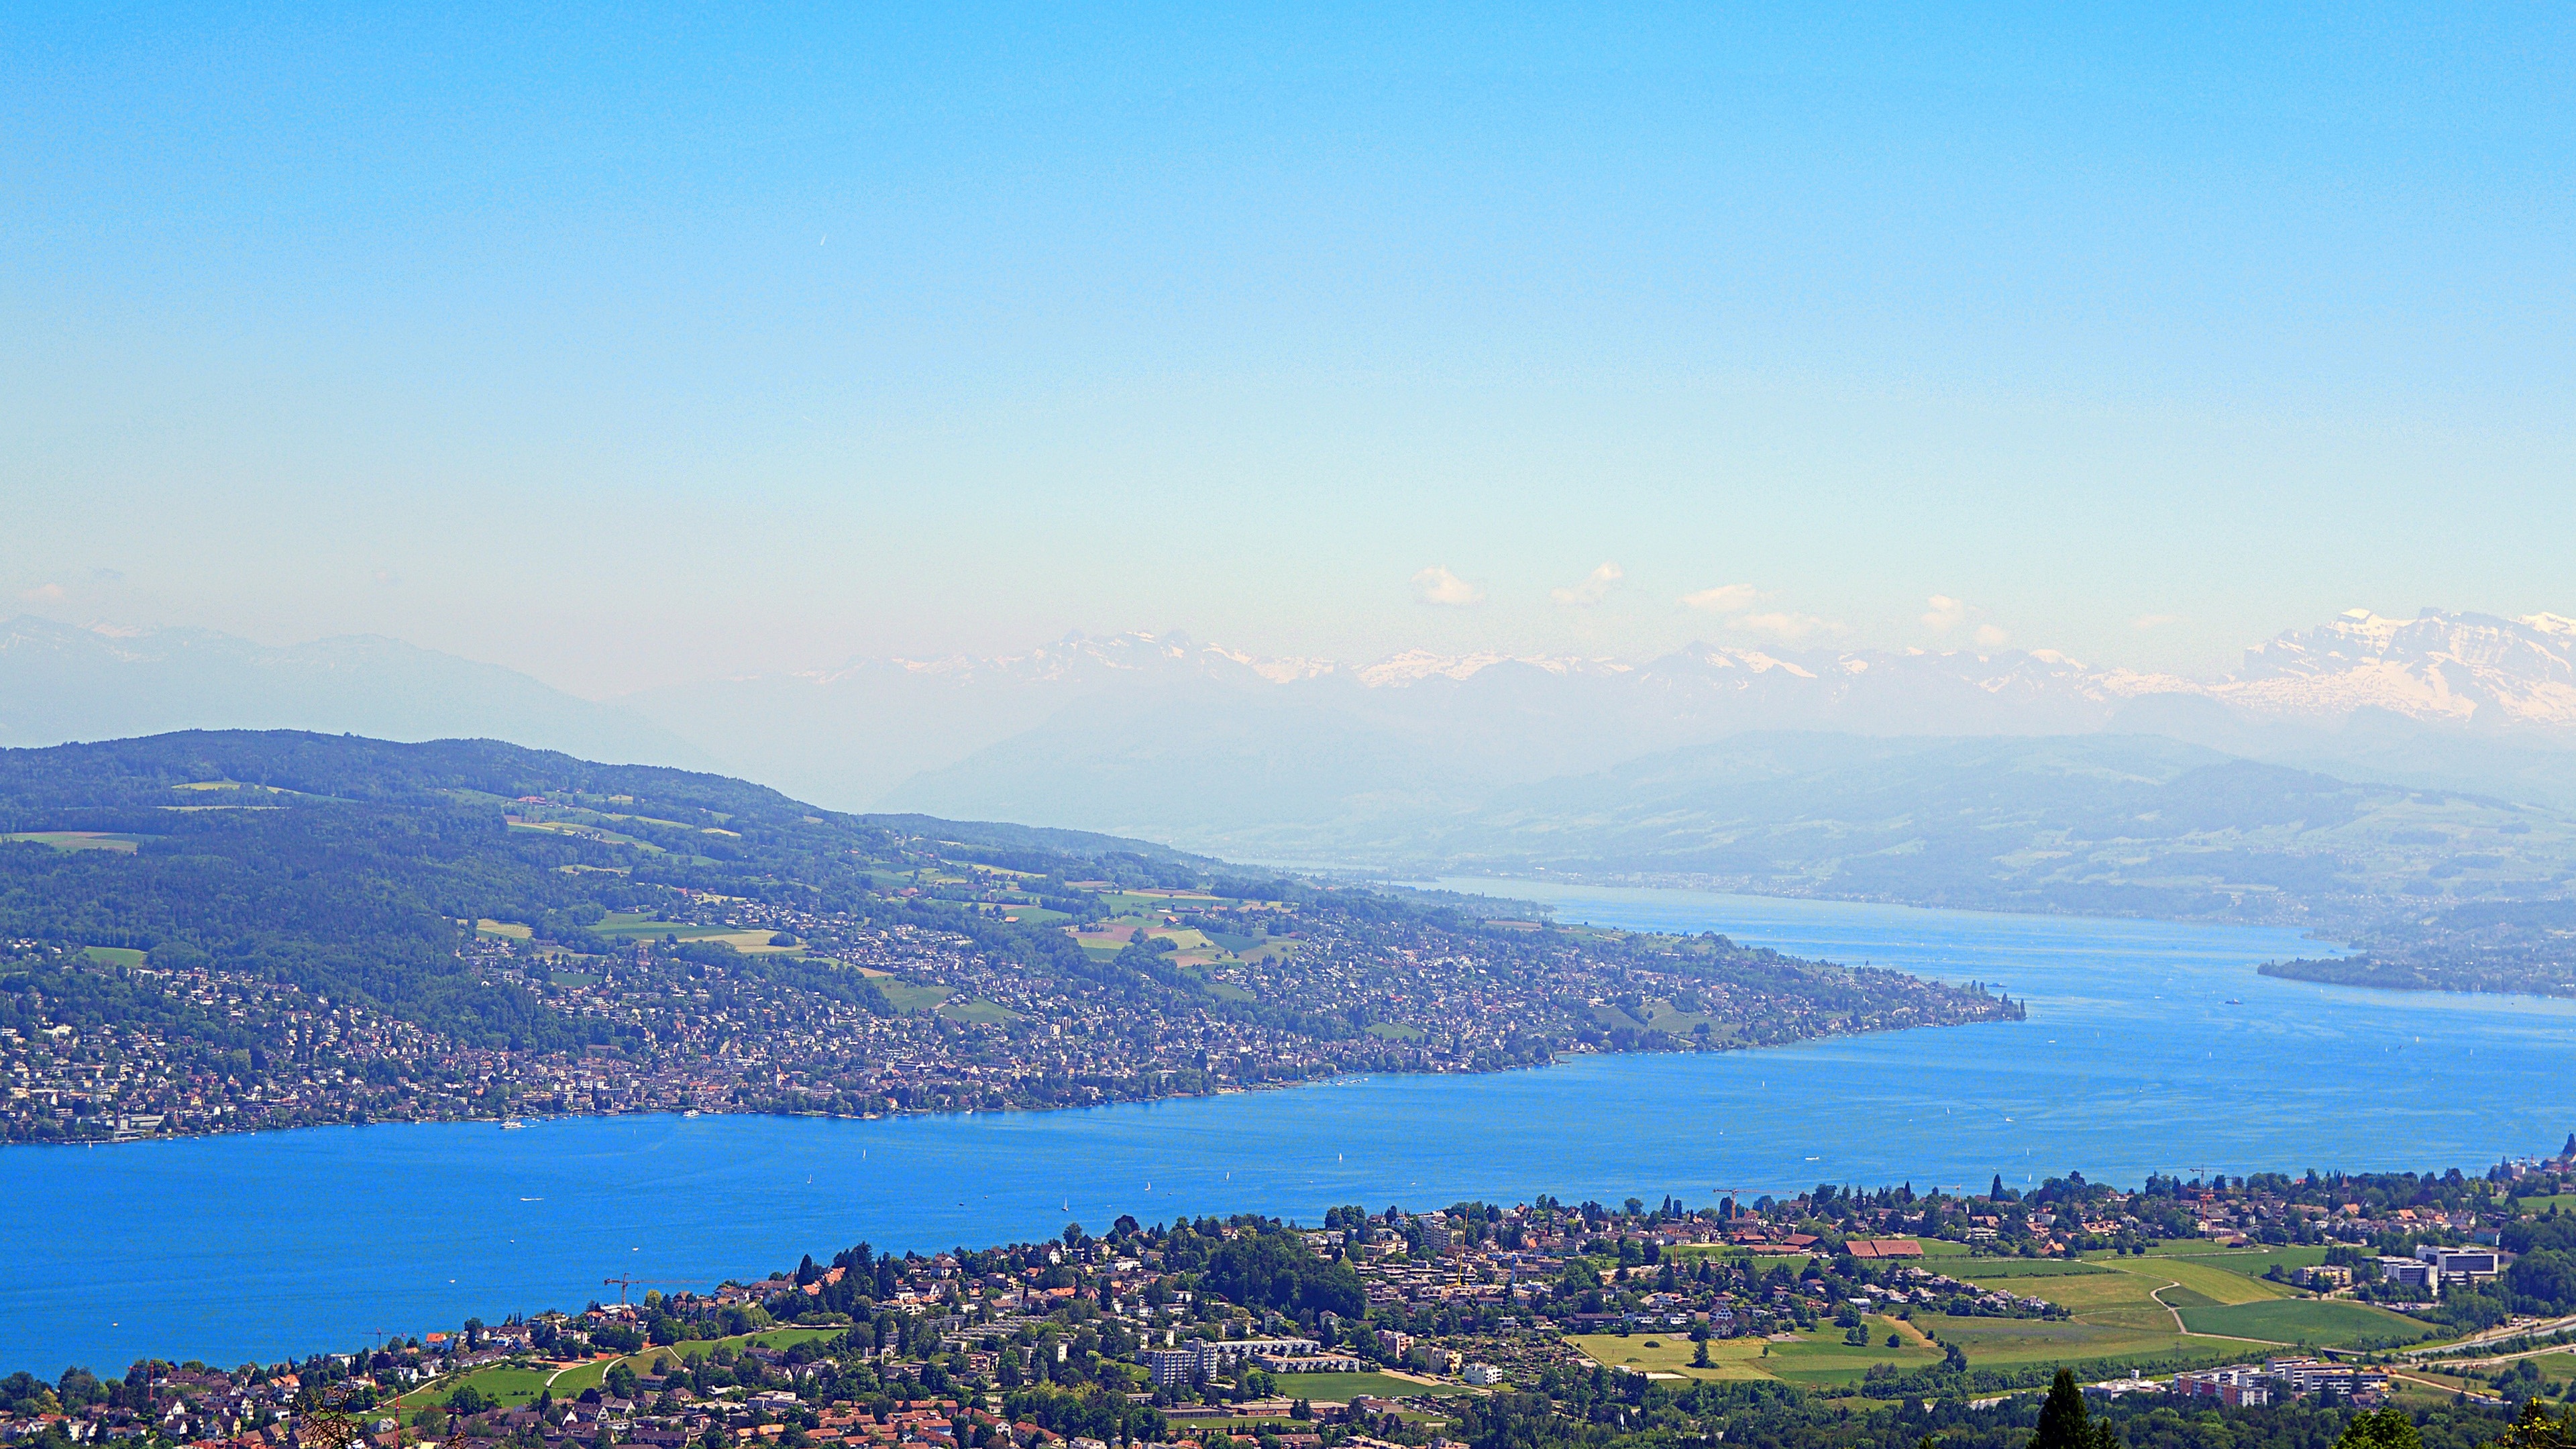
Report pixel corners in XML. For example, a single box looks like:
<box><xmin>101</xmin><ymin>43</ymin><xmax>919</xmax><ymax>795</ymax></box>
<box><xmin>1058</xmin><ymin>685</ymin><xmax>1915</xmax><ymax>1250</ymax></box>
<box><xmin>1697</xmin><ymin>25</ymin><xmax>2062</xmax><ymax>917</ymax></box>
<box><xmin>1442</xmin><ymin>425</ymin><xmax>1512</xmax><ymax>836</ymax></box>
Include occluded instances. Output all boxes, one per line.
<box><xmin>4</xmin><ymin>3</ymin><xmax>2569</xmax><ymax>692</ymax></box>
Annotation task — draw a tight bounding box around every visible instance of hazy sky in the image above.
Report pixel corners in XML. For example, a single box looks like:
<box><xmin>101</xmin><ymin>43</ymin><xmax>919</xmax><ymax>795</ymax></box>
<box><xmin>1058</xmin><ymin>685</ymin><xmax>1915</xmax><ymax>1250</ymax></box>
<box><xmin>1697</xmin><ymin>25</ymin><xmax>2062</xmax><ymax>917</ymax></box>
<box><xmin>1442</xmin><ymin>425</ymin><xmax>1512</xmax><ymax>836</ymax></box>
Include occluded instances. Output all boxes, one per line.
<box><xmin>5</xmin><ymin>4</ymin><xmax>2571</xmax><ymax>695</ymax></box>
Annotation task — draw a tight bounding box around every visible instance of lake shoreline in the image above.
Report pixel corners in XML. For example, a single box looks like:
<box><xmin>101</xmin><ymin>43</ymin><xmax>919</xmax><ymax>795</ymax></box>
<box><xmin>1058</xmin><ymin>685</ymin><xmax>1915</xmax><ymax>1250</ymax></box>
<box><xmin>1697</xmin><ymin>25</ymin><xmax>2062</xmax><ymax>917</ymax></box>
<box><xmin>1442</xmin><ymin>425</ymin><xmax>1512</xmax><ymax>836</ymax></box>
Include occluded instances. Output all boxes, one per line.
<box><xmin>9</xmin><ymin>884</ymin><xmax>2567</xmax><ymax>1378</ymax></box>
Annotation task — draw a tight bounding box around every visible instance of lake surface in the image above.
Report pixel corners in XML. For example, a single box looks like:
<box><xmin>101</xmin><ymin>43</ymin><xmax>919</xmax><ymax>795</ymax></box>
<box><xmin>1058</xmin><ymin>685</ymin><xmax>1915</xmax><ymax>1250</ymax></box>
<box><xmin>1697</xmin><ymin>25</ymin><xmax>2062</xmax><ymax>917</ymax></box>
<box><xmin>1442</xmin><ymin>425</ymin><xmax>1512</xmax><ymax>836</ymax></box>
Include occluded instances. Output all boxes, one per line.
<box><xmin>7</xmin><ymin>882</ymin><xmax>2571</xmax><ymax>1378</ymax></box>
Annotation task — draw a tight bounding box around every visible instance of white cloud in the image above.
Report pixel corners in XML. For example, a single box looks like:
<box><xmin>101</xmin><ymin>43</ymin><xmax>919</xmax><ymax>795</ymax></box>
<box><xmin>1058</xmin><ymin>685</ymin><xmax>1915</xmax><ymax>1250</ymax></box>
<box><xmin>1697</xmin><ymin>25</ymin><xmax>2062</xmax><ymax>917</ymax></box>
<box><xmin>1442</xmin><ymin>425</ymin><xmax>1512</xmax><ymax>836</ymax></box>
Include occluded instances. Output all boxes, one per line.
<box><xmin>2133</xmin><ymin>613</ymin><xmax>2185</xmax><ymax>630</ymax></box>
<box><xmin>1974</xmin><ymin>623</ymin><xmax>2010</xmax><ymax>649</ymax></box>
<box><xmin>1730</xmin><ymin>610</ymin><xmax>1846</xmax><ymax>642</ymax></box>
<box><xmin>1411</xmin><ymin>566</ymin><xmax>1485</xmax><ymax>607</ymax></box>
<box><xmin>1550</xmin><ymin>561</ymin><xmax>1624</xmax><ymax>608</ymax></box>
<box><xmin>20</xmin><ymin>583</ymin><xmax>64</xmax><ymax>602</ymax></box>
<box><xmin>1680</xmin><ymin>582</ymin><xmax>1761</xmax><ymax>612</ymax></box>
<box><xmin>1921</xmin><ymin>594</ymin><xmax>1966</xmax><ymax>634</ymax></box>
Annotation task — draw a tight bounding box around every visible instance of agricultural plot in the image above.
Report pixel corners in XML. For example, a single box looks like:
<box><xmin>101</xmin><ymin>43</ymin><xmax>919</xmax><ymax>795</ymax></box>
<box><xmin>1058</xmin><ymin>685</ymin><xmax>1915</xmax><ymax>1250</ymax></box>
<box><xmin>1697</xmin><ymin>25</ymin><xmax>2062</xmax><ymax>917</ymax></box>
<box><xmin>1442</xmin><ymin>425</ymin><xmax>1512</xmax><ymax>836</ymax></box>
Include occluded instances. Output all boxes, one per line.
<box><xmin>1950</xmin><ymin>1249</ymin><xmax>2425</xmax><ymax>1356</ymax></box>
<box><xmin>1072</xmin><ymin>896</ymin><xmax>1296</xmax><ymax>974</ymax></box>
<box><xmin>1763</xmin><ymin>1320</ymin><xmax>1944</xmax><ymax>1387</ymax></box>
<box><xmin>1955</xmin><ymin>1258</ymin><xmax>2121</xmax><ymax>1280</ymax></box>
<box><xmin>401</xmin><ymin>1362</ymin><xmax>553</xmax><ymax>1409</ymax></box>
<box><xmin>506</xmin><ymin>817</ymin><xmax>661</xmax><ymax>852</ymax></box>
<box><xmin>81</xmin><ymin>945</ymin><xmax>146</xmax><ymax>967</ymax></box>
<box><xmin>5</xmin><ymin>830</ymin><xmax>140</xmax><ymax>853</ymax></box>
<box><xmin>2178</xmin><ymin>1299</ymin><xmax>2429</xmax><ymax>1348</ymax></box>
<box><xmin>1923</xmin><ymin>1310</ymin><xmax>2187</xmax><ymax>1367</ymax></box>
<box><xmin>2145</xmin><ymin>1244</ymin><xmax>2330</xmax><ymax>1275</ymax></box>
<box><xmin>2142</xmin><ymin>1255</ymin><xmax>2300</xmax><ymax>1307</ymax></box>
<box><xmin>873</xmin><ymin>980</ymin><xmax>954</xmax><ymax>1013</ymax></box>
<box><xmin>1566</xmin><ymin>1332</ymin><xmax>1784</xmax><ymax>1383</ymax></box>
<box><xmin>1257</xmin><ymin>1371</ymin><xmax>1468</xmax><ymax>1401</ymax></box>
<box><xmin>1574</xmin><ymin>1318</ymin><xmax>1945</xmax><ymax>1389</ymax></box>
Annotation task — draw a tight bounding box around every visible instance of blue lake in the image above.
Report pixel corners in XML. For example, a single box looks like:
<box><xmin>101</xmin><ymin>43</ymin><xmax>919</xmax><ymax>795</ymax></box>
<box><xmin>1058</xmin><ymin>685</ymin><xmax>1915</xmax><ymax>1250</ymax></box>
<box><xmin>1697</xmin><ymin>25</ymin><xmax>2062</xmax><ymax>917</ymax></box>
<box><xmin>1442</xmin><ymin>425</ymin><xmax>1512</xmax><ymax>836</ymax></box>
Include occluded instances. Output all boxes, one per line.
<box><xmin>6</xmin><ymin>881</ymin><xmax>2571</xmax><ymax>1379</ymax></box>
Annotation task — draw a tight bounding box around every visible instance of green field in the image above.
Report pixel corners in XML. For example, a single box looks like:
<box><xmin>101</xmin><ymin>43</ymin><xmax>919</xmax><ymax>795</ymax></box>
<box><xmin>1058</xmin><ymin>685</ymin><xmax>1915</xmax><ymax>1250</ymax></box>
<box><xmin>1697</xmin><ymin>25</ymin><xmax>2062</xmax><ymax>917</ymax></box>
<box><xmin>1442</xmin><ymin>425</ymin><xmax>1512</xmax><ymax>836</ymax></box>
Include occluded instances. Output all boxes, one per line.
<box><xmin>2144</xmin><ymin>1244</ymin><xmax>2331</xmax><ymax>1275</ymax></box>
<box><xmin>589</xmin><ymin>913</ymin><xmax>739</xmax><ymax>941</ymax></box>
<box><xmin>1567</xmin><ymin>1332</ymin><xmax>1780</xmax><ymax>1382</ymax></box>
<box><xmin>2139</xmin><ymin>1256</ymin><xmax>2299</xmax><ymax>1307</ymax></box>
<box><xmin>1955</xmin><ymin>1258</ymin><xmax>2119</xmax><ymax>1279</ymax></box>
<box><xmin>875</xmin><ymin>981</ymin><xmax>953</xmax><ymax>1012</ymax></box>
<box><xmin>83</xmin><ymin>945</ymin><xmax>146</xmax><ymax>967</ymax></box>
<box><xmin>1763</xmin><ymin>1321</ymin><xmax>1942</xmax><ymax>1387</ymax></box>
<box><xmin>1948</xmin><ymin>1250</ymin><xmax>2429</xmax><ymax>1356</ymax></box>
<box><xmin>936</xmin><ymin>997</ymin><xmax>1019</xmax><ymax>1024</ymax></box>
<box><xmin>400</xmin><ymin>1362</ymin><xmax>554</xmax><ymax>1409</ymax></box>
<box><xmin>5</xmin><ymin>830</ymin><xmax>140</xmax><ymax>853</ymax></box>
<box><xmin>1259</xmin><ymin>1371</ymin><xmax>1465</xmax><ymax>1401</ymax></box>
<box><xmin>1924</xmin><ymin>1311</ymin><xmax>2185</xmax><ymax>1366</ymax></box>
<box><xmin>368</xmin><ymin>1242</ymin><xmax>2414</xmax><ymax>1421</ymax></box>
<box><xmin>2179</xmin><ymin>1299</ymin><xmax>2430</xmax><ymax>1348</ymax></box>
<box><xmin>1572</xmin><ymin>1318</ymin><xmax>1951</xmax><ymax>1389</ymax></box>
<box><xmin>507</xmin><ymin>819</ymin><xmax>661</xmax><ymax>852</ymax></box>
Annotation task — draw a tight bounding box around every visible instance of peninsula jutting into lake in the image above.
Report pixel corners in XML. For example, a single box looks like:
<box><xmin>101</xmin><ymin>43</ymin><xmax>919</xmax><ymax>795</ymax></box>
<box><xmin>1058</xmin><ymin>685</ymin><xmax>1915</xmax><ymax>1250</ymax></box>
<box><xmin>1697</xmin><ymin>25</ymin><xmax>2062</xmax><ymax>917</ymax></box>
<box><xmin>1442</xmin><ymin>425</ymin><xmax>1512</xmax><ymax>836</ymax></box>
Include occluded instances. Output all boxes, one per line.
<box><xmin>0</xmin><ymin>733</ymin><xmax>2018</xmax><ymax>1146</ymax></box>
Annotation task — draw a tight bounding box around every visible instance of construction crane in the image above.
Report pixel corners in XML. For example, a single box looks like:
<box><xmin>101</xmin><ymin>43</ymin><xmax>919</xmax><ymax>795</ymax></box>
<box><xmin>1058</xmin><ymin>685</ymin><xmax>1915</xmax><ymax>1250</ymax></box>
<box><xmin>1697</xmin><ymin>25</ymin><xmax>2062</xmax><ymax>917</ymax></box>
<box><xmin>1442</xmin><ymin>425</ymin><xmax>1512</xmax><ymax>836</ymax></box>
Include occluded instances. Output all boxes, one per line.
<box><xmin>600</xmin><ymin>1276</ymin><xmax>700</xmax><ymax>1305</ymax></box>
<box><xmin>1709</xmin><ymin>1187</ymin><xmax>1759</xmax><ymax>1225</ymax></box>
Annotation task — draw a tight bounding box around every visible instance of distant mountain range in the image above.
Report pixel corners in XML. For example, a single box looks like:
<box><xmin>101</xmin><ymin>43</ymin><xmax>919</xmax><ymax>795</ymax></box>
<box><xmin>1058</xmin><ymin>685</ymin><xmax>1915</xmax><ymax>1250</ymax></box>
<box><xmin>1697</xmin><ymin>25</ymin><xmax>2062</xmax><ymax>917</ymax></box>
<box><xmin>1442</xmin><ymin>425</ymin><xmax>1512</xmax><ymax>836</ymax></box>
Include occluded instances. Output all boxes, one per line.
<box><xmin>689</xmin><ymin>607</ymin><xmax>2576</xmax><ymax>837</ymax></box>
<box><xmin>13</xmin><ymin>606</ymin><xmax>2576</xmax><ymax>877</ymax></box>
<box><xmin>0</xmin><ymin>617</ymin><xmax>708</xmax><ymax>771</ymax></box>
<box><xmin>8</xmin><ymin>609</ymin><xmax>2574</xmax><ymax>990</ymax></box>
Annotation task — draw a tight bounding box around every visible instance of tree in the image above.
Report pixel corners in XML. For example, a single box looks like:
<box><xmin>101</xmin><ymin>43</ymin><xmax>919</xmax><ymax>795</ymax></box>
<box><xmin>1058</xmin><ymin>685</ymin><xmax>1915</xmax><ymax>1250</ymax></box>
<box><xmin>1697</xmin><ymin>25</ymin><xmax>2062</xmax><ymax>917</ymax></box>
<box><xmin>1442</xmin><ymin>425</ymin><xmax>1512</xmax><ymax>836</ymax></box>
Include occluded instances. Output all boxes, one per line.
<box><xmin>2029</xmin><ymin>1369</ymin><xmax>2115</xmax><ymax>1449</ymax></box>
<box><xmin>2333</xmin><ymin>1406</ymin><xmax>2423</xmax><ymax>1449</ymax></box>
<box><xmin>2489</xmin><ymin>1401</ymin><xmax>2572</xmax><ymax>1449</ymax></box>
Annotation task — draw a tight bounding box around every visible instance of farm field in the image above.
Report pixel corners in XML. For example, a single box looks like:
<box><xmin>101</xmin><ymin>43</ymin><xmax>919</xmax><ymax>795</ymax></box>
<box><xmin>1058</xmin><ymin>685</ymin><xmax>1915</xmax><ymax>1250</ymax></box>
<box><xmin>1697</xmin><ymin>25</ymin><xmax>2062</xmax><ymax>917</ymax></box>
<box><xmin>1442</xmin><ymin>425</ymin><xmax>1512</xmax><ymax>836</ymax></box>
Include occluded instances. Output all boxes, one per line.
<box><xmin>1763</xmin><ymin>1320</ymin><xmax>1943</xmax><ymax>1387</ymax></box>
<box><xmin>1949</xmin><ymin>1248</ymin><xmax>2430</xmax><ymax>1356</ymax></box>
<box><xmin>873</xmin><ymin>980</ymin><xmax>954</xmax><ymax>1013</ymax></box>
<box><xmin>81</xmin><ymin>945</ymin><xmax>146</xmax><ymax>967</ymax></box>
<box><xmin>2179</xmin><ymin>1298</ymin><xmax>2430</xmax><ymax>1348</ymax></box>
<box><xmin>1070</xmin><ymin>895</ymin><xmax>1297</xmax><ymax>973</ymax></box>
<box><xmin>2144</xmin><ymin>1244</ymin><xmax>2331</xmax><ymax>1276</ymax></box>
<box><xmin>4</xmin><ymin>830</ymin><xmax>140</xmax><ymax>853</ymax></box>
<box><xmin>1571</xmin><ymin>1318</ymin><xmax>1947</xmax><ymax>1389</ymax></box>
<box><xmin>1954</xmin><ymin>1258</ymin><xmax>2122</xmax><ymax>1279</ymax></box>
<box><xmin>1922</xmin><ymin>1310</ymin><xmax>2188</xmax><ymax>1367</ymax></box>
<box><xmin>2137</xmin><ymin>1255</ymin><xmax>2300</xmax><ymax>1307</ymax></box>
<box><xmin>588</xmin><ymin>913</ymin><xmax>752</xmax><ymax>943</ymax></box>
<box><xmin>398</xmin><ymin>1362</ymin><xmax>554</xmax><ymax>1409</ymax></box>
<box><xmin>1566</xmin><ymin>1331</ymin><xmax>1786</xmax><ymax>1382</ymax></box>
